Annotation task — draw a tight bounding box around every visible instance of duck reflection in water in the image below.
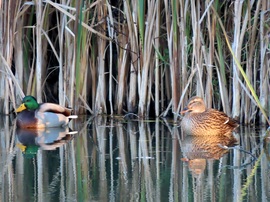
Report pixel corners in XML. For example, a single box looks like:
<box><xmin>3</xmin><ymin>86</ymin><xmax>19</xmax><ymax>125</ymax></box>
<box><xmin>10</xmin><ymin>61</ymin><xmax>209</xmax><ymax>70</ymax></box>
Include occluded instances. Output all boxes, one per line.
<box><xmin>16</xmin><ymin>127</ymin><xmax>77</xmax><ymax>155</ymax></box>
<box><xmin>181</xmin><ymin>133</ymin><xmax>238</xmax><ymax>176</ymax></box>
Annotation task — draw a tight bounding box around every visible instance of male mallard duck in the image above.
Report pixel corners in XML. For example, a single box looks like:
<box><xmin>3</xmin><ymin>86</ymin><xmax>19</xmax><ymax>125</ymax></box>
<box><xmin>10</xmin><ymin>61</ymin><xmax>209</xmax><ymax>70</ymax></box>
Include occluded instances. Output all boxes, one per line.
<box><xmin>181</xmin><ymin>96</ymin><xmax>238</xmax><ymax>136</ymax></box>
<box><xmin>16</xmin><ymin>95</ymin><xmax>77</xmax><ymax>129</ymax></box>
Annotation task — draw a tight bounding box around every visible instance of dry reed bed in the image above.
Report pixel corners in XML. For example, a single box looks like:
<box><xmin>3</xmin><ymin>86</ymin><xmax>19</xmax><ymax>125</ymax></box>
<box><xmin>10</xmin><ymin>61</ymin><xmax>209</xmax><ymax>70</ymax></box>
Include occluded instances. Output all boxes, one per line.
<box><xmin>0</xmin><ymin>0</ymin><xmax>269</xmax><ymax>125</ymax></box>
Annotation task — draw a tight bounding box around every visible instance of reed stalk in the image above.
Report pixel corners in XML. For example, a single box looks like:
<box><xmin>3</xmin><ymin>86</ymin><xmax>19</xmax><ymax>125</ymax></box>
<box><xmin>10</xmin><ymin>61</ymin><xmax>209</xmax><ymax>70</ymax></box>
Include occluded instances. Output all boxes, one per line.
<box><xmin>95</xmin><ymin>1</ymin><xmax>107</xmax><ymax>115</ymax></box>
<box><xmin>154</xmin><ymin>0</ymin><xmax>161</xmax><ymax>117</ymax></box>
<box><xmin>35</xmin><ymin>0</ymin><xmax>43</xmax><ymax>102</ymax></box>
<box><xmin>106</xmin><ymin>1</ymin><xmax>114</xmax><ymax>115</ymax></box>
<box><xmin>138</xmin><ymin>0</ymin><xmax>156</xmax><ymax>117</ymax></box>
<box><xmin>216</xmin><ymin>28</ymin><xmax>230</xmax><ymax>115</ymax></box>
<box><xmin>57</xmin><ymin>2</ymin><xmax>65</xmax><ymax>106</ymax></box>
<box><xmin>171</xmin><ymin>0</ymin><xmax>180</xmax><ymax>119</ymax></box>
<box><xmin>123</xmin><ymin>0</ymin><xmax>139</xmax><ymax>113</ymax></box>
<box><xmin>179</xmin><ymin>0</ymin><xmax>189</xmax><ymax>111</ymax></box>
<box><xmin>204</xmin><ymin>0</ymin><xmax>215</xmax><ymax>107</ymax></box>
<box><xmin>74</xmin><ymin>0</ymin><xmax>83</xmax><ymax>105</ymax></box>
<box><xmin>259</xmin><ymin>0</ymin><xmax>269</xmax><ymax>125</ymax></box>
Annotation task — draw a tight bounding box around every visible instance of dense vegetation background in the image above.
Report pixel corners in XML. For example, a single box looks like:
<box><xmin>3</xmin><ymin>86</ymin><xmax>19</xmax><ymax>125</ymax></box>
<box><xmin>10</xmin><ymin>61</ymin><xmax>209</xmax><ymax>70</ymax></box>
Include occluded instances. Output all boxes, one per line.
<box><xmin>0</xmin><ymin>0</ymin><xmax>269</xmax><ymax>124</ymax></box>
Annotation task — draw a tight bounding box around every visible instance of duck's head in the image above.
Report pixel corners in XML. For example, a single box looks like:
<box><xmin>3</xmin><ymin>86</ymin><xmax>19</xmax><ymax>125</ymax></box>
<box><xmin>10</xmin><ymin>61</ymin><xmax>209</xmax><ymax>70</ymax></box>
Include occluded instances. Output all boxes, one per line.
<box><xmin>181</xmin><ymin>96</ymin><xmax>206</xmax><ymax>114</ymax></box>
<box><xmin>16</xmin><ymin>96</ymin><xmax>39</xmax><ymax>112</ymax></box>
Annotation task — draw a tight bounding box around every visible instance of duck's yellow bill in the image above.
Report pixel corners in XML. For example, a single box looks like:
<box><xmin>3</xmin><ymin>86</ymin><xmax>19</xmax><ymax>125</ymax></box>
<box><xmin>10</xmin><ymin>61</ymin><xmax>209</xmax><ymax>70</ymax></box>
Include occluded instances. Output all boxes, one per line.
<box><xmin>16</xmin><ymin>103</ymin><xmax>27</xmax><ymax>112</ymax></box>
<box><xmin>16</xmin><ymin>143</ymin><xmax>27</xmax><ymax>152</ymax></box>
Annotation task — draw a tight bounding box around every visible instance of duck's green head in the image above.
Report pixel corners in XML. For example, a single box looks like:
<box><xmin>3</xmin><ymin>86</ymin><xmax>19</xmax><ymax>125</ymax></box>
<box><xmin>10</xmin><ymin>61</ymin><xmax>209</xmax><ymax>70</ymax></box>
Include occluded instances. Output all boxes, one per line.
<box><xmin>16</xmin><ymin>95</ymin><xmax>39</xmax><ymax>112</ymax></box>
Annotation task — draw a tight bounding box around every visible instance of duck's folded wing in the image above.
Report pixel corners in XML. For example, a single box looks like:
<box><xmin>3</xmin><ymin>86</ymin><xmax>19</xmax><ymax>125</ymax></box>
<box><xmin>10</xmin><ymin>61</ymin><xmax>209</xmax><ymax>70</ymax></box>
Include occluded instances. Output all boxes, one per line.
<box><xmin>208</xmin><ymin>109</ymin><xmax>239</xmax><ymax>128</ymax></box>
<box><xmin>39</xmin><ymin>103</ymin><xmax>72</xmax><ymax>116</ymax></box>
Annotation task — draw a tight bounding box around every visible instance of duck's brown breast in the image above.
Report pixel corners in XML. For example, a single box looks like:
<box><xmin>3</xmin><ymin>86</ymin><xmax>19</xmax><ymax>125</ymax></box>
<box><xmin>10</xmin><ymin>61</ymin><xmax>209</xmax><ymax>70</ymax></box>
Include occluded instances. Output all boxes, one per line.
<box><xmin>16</xmin><ymin>110</ymin><xmax>41</xmax><ymax>129</ymax></box>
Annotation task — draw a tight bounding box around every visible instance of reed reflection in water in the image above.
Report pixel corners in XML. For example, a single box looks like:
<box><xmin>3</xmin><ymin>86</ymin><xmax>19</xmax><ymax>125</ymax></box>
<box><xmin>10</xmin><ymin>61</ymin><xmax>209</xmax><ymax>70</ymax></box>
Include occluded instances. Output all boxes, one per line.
<box><xmin>0</xmin><ymin>116</ymin><xmax>269</xmax><ymax>201</ymax></box>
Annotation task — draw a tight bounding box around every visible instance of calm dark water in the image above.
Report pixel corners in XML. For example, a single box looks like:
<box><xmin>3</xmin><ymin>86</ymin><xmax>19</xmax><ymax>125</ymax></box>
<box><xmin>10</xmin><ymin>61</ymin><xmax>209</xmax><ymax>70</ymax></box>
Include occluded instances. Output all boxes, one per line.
<box><xmin>0</xmin><ymin>116</ymin><xmax>269</xmax><ymax>202</ymax></box>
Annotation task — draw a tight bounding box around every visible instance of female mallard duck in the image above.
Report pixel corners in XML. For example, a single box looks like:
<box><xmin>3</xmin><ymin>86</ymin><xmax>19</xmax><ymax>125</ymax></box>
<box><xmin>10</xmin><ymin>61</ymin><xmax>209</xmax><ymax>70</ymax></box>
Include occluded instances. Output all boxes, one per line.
<box><xmin>181</xmin><ymin>96</ymin><xmax>238</xmax><ymax>136</ymax></box>
<box><xmin>16</xmin><ymin>95</ymin><xmax>77</xmax><ymax>129</ymax></box>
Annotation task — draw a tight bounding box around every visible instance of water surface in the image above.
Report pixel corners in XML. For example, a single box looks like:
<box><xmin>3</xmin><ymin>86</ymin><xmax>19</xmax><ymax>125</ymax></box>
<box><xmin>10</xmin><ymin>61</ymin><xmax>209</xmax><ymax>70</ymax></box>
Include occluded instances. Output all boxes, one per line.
<box><xmin>0</xmin><ymin>116</ymin><xmax>269</xmax><ymax>201</ymax></box>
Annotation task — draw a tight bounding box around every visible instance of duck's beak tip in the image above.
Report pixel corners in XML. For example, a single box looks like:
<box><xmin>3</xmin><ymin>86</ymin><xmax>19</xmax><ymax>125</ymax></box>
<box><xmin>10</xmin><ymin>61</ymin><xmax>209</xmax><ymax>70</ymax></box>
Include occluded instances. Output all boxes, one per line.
<box><xmin>180</xmin><ymin>108</ymin><xmax>189</xmax><ymax>114</ymax></box>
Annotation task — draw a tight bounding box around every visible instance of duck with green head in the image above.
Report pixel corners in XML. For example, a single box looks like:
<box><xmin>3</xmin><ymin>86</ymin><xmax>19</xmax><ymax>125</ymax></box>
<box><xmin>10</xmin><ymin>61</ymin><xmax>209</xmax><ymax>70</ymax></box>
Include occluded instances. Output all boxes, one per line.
<box><xmin>16</xmin><ymin>95</ymin><xmax>77</xmax><ymax>129</ymax></box>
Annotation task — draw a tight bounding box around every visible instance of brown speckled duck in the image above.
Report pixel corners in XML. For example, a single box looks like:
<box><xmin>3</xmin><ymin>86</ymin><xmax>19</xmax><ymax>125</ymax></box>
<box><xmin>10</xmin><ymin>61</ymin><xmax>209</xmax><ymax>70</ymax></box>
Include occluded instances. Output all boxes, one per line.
<box><xmin>16</xmin><ymin>95</ymin><xmax>77</xmax><ymax>129</ymax></box>
<box><xmin>181</xmin><ymin>96</ymin><xmax>238</xmax><ymax>136</ymax></box>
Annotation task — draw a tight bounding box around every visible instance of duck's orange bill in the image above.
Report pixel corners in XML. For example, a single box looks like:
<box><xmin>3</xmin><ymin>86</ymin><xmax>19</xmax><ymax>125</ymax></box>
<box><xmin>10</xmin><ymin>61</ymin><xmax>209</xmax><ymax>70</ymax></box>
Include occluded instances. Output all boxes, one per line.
<box><xmin>180</xmin><ymin>108</ymin><xmax>189</xmax><ymax>114</ymax></box>
<box><xmin>16</xmin><ymin>103</ymin><xmax>27</xmax><ymax>112</ymax></box>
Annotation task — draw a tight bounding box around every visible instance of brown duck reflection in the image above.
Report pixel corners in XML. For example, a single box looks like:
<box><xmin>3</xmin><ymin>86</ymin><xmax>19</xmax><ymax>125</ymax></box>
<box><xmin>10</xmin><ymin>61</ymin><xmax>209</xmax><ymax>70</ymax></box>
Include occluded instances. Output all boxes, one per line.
<box><xmin>16</xmin><ymin>127</ymin><xmax>77</xmax><ymax>153</ymax></box>
<box><xmin>181</xmin><ymin>133</ymin><xmax>238</xmax><ymax>175</ymax></box>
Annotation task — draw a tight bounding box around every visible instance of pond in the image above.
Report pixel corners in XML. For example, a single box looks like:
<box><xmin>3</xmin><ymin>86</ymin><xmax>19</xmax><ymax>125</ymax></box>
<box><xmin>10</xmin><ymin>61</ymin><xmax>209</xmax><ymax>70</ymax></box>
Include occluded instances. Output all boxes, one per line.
<box><xmin>0</xmin><ymin>116</ymin><xmax>269</xmax><ymax>201</ymax></box>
